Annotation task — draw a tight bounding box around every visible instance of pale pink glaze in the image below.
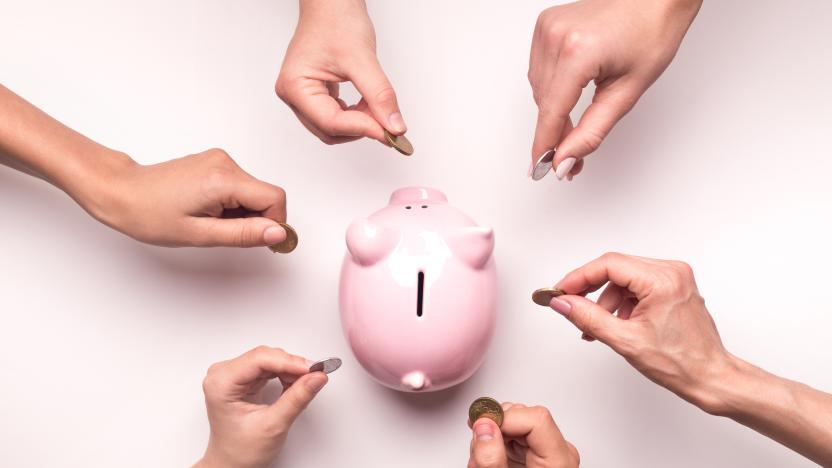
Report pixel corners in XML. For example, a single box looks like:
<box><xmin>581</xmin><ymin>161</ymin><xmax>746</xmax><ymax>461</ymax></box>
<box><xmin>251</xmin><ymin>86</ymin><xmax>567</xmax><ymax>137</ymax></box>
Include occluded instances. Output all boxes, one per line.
<box><xmin>339</xmin><ymin>187</ymin><xmax>497</xmax><ymax>392</ymax></box>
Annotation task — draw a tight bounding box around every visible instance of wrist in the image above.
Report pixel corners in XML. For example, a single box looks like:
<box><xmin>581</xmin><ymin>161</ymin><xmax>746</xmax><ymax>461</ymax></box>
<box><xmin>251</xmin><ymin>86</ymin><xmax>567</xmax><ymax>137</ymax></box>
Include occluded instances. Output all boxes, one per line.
<box><xmin>198</xmin><ymin>441</ymin><xmax>268</xmax><ymax>468</ymax></box>
<box><xmin>69</xmin><ymin>148</ymin><xmax>138</xmax><ymax>229</ymax></box>
<box><xmin>691</xmin><ymin>353</ymin><xmax>791</xmax><ymax>418</ymax></box>
<box><xmin>299</xmin><ymin>0</ymin><xmax>366</xmax><ymax>16</ymax></box>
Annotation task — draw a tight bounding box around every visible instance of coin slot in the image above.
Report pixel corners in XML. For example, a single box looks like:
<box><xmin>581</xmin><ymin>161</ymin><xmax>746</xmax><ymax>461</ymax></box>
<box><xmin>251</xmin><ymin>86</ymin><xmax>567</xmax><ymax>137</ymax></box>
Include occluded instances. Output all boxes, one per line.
<box><xmin>416</xmin><ymin>271</ymin><xmax>425</xmax><ymax>318</ymax></box>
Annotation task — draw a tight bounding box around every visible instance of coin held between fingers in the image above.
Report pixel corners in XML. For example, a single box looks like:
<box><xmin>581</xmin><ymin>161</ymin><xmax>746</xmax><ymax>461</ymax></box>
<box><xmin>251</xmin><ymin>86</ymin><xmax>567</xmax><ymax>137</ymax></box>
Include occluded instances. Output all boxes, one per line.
<box><xmin>384</xmin><ymin>129</ymin><xmax>414</xmax><ymax>156</ymax></box>
<box><xmin>531</xmin><ymin>149</ymin><xmax>555</xmax><ymax>181</ymax></box>
<box><xmin>268</xmin><ymin>222</ymin><xmax>298</xmax><ymax>254</ymax></box>
<box><xmin>469</xmin><ymin>396</ymin><xmax>504</xmax><ymax>427</ymax></box>
<box><xmin>532</xmin><ymin>287</ymin><xmax>566</xmax><ymax>306</ymax></box>
<box><xmin>309</xmin><ymin>357</ymin><xmax>342</xmax><ymax>374</ymax></box>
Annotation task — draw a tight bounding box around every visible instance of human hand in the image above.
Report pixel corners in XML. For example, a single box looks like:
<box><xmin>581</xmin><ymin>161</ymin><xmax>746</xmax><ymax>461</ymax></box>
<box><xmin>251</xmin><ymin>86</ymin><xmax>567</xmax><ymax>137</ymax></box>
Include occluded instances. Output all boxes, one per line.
<box><xmin>528</xmin><ymin>0</ymin><xmax>701</xmax><ymax>180</ymax></box>
<box><xmin>276</xmin><ymin>0</ymin><xmax>405</xmax><ymax>145</ymax></box>
<box><xmin>468</xmin><ymin>403</ymin><xmax>579</xmax><ymax>468</ymax></box>
<box><xmin>547</xmin><ymin>253</ymin><xmax>733</xmax><ymax>413</ymax></box>
<box><xmin>194</xmin><ymin>346</ymin><xmax>328</xmax><ymax>468</ymax></box>
<box><xmin>86</xmin><ymin>148</ymin><xmax>289</xmax><ymax>248</ymax></box>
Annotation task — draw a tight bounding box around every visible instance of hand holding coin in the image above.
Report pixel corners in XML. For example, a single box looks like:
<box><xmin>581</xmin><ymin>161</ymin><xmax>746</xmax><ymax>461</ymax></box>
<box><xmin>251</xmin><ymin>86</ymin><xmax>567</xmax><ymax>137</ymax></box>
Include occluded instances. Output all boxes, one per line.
<box><xmin>384</xmin><ymin>129</ymin><xmax>414</xmax><ymax>156</ymax></box>
<box><xmin>276</xmin><ymin>0</ymin><xmax>408</xmax><ymax>147</ymax></box>
<box><xmin>195</xmin><ymin>346</ymin><xmax>328</xmax><ymax>468</ymax></box>
<box><xmin>268</xmin><ymin>222</ymin><xmax>298</xmax><ymax>254</ymax></box>
<box><xmin>467</xmin><ymin>400</ymin><xmax>580</xmax><ymax>468</ymax></box>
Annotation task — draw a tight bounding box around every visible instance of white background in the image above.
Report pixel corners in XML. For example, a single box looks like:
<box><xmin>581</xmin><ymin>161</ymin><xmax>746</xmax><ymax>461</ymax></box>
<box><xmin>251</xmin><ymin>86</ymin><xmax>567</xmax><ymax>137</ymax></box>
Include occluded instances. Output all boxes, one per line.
<box><xmin>1</xmin><ymin>1</ymin><xmax>831</xmax><ymax>466</ymax></box>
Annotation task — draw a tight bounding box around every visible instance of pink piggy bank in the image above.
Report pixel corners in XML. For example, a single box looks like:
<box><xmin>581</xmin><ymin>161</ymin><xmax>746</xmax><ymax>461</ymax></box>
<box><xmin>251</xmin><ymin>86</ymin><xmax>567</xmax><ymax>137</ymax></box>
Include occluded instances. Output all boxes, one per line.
<box><xmin>339</xmin><ymin>187</ymin><xmax>497</xmax><ymax>392</ymax></box>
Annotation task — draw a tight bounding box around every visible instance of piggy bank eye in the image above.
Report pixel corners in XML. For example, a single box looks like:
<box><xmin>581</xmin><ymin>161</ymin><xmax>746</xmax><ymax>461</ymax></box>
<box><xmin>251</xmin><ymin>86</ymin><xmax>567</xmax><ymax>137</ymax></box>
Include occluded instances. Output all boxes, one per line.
<box><xmin>405</xmin><ymin>206</ymin><xmax>412</xmax><ymax>210</ymax></box>
<box><xmin>421</xmin><ymin>205</ymin><xmax>428</xmax><ymax>209</ymax></box>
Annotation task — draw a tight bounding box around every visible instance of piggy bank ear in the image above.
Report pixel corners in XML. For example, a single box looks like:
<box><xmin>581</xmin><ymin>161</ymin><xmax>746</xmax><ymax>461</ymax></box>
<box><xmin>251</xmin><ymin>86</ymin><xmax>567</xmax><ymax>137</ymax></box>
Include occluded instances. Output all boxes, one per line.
<box><xmin>346</xmin><ymin>218</ymin><xmax>400</xmax><ymax>266</ymax></box>
<box><xmin>446</xmin><ymin>227</ymin><xmax>494</xmax><ymax>269</ymax></box>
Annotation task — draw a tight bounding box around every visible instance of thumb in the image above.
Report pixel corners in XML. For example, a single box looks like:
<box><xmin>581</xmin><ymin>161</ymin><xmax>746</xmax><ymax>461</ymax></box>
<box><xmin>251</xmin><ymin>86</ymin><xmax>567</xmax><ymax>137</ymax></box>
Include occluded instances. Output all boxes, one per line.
<box><xmin>553</xmin><ymin>82</ymin><xmax>640</xmax><ymax>174</ymax></box>
<box><xmin>470</xmin><ymin>418</ymin><xmax>507</xmax><ymax>468</ymax></box>
<box><xmin>348</xmin><ymin>56</ymin><xmax>406</xmax><ymax>134</ymax></box>
<box><xmin>268</xmin><ymin>372</ymin><xmax>328</xmax><ymax>429</ymax></box>
<box><xmin>549</xmin><ymin>295</ymin><xmax>626</xmax><ymax>349</ymax></box>
<box><xmin>191</xmin><ymin>217</ymin><xmax>287</xmax><ymax>248</ymax></box>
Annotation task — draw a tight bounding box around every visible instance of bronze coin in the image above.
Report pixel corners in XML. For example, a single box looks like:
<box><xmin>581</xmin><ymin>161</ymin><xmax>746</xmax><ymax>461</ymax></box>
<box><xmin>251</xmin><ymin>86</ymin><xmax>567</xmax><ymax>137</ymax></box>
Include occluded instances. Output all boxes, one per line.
<box><xmin>532</xmin><ymin>287</ymin><xmax>566</xmax><ymax>306</ymax></box>
<box><xmin>384</xmin><ymin>129</ymin><xmax>414</xmax><ymax>156</ymax></box>
<box><xmin>268</xmin><ymin>222</ymin><xmax>298</xmax><ymax>254</ymax></box>
<box><xmin>468</xmin><ymin>396</ymin><xmax>504</xmax><ymax>427</ymax></box>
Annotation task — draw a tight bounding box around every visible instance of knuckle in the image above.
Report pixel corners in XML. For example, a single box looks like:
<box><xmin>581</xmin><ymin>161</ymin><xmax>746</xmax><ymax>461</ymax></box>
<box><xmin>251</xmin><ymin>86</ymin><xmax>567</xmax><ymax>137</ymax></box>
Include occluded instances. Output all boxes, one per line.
<box><xmin>531</xmin><ymin>405</ymin><xmax>553</xmax><ymax>423</ymax></box>
<box><xmin>250</xmin><ymin>345</ymin><xmax>271</xmax><ymax>357</ymax></box>
<box><xmin>670</xmin><ymin>261</ymin><xmax>695</xmax><ymax>280</ymax></box>
<box><xmin>561</xmin><ymin>30</ymin><xmax>592</xmax><ymax>57</ymax></box>
<box><xmin>201</xmin><ymin>168</ymin><xmax>234</xmax><ymax>199</ymax></box>
<box><xmin>373</xmin><ymin>86</ymin><xmax>397</xmax><ymax>106</ymax></box>
<box><xmin>205</xmin><ymin>148</ymin><xmax>232</xmax><ymax>164</ymax></box>
<box><xmin>577</xmin><ymin>128</ymin><xmax>604</xmax><ymax>153</ymax></box>
<box><xmin>541</xmin><ymin>16</ymin><xmax>566</xmax><ymax>43</ymax></box>
<box><xmin>474</xmin><ymin>450</ymin><xmax>502</xmax><ymax>468</ymax></box>
<box><xmin>275</xmin><ymin>75</ymin><xmax>292</xmax><ymax>101</ymax></box>
<box><xmin>600</xmin><ymin>251</ymin><xmax>624</xmax><ymax>263</ymax></box>
<box><xmin>568</xmin><ymin>442</ymin><xmax>581</xmax><ymax>465</ymax></box>
<box><xmin>272</xmin><ymin>185</ymin><xmax>287</xmax><ymax>202</ymax></box>
<box><xmin>201</xmin><ymin>363</ymin><xmax>224</xmax><ymax>394</ymax></box>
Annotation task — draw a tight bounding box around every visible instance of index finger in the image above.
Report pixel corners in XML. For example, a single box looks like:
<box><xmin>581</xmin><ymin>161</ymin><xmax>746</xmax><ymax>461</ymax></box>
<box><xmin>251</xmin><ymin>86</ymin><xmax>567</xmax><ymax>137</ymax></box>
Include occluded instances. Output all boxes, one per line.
<box><xmin>555</xmin><ymin>252</ymin><xmax>655</xmax><ymax>300</ymax></box>
<box><xmin>223</xmin><ymin>346</ymin><xmax>310</xmax><ymax>386</ymax></box>
<box><xmin>531</xmin><ymin>62</ymin><xmax>588</xmax><ymax>166</ymax></box>
<box><xmin>282</xmin><ymin>77</ymin><xmax>384</xmax><ymax>142</ymax></box>
<box><xmin>499</xmin><ymin>406</ymin><xmax>568</xmax><ymax>460</ymax></box>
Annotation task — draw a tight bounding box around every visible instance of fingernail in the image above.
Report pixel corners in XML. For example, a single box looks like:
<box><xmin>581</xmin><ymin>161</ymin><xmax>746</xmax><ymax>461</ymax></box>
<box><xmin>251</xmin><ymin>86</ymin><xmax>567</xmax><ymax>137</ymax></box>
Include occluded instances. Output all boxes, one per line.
<box><xmin>388</xmin><ymin>112</ymin><xmax>406</xmax><ymax>134</ymax></box>
<box><xmin>527</xmin><ymin>159</ymin><xmax>535</xmax><ymax>177</ymax></box>
<box><xmin>305</xmin><ymin>373</ymin><xmax>327</xmax><ymax>393</ymax></box>
<box><xmin>304</xmin><ymin>358</ymin><xmax>315</xmax><ymax>367</ymax></box>
<box><xmin>264</xmin><ymin>225</ymin><xmax>287</xmax><ymax>244</ymax></box>
<box><xmin>473</xmin><ymin>420</ymin><xmax>495</xmax><ymax>441</ymax></box>
<box><xmin>555</xmin><ymin>157</ymin><xmax>577</xmax><ymax>180</ymax></box>
<box><xmin>549</xmin><ymin>297</ymin><xmax>572</xmax><ymax>318</ymax></box>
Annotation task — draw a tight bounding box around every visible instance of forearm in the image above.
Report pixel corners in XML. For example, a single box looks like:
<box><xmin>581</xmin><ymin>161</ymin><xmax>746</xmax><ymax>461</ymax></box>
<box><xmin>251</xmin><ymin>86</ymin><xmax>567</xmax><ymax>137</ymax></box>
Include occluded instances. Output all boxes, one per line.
<box><xmin>704</xmin><ymin>355</ymin><xmax>832</xmax><ymax>465</ymax></box>
<box><xmin>0</xmin><ymin>84</ymin><xmax>135</xmax><ymax>215</ymax></box>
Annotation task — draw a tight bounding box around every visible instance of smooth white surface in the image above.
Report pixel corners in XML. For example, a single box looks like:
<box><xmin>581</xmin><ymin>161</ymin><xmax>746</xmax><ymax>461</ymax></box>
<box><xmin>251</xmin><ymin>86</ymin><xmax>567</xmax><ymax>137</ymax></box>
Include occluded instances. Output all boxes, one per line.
<box><xmin>1</xmin><ymin>1</ymin><xmax>831</xmax><ymax>467</ymax></box>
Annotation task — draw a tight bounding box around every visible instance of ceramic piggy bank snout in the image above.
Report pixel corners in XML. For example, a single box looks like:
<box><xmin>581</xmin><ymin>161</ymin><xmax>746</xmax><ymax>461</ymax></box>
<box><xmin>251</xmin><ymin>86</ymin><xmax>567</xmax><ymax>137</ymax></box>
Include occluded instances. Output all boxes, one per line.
<box><xmin>339</xmin><ymin>187</ymin><xmax>497</xmax><ymax>392</ymax></box>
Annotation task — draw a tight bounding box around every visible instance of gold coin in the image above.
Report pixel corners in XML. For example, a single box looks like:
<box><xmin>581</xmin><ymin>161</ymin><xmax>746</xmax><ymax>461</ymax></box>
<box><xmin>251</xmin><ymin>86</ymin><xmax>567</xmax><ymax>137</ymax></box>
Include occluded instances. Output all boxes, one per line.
<box><xmin>268</xmin><ymin>222</ymin><xmax>298</xmax><ymax>254</ymax></box>
<box><xmin>384</xmin><ymin>129</ymin><xmax>414</xmax><ymax>156</ymax></box>
<box><xmin>468</xmin><ymin>396</ymin><xmax>504</xmax><ymax>427</ymax></box>
<box><xmin>532</xmin><ymin>287</ymin><xmax>565</xmax><ymax>306</ymax></box>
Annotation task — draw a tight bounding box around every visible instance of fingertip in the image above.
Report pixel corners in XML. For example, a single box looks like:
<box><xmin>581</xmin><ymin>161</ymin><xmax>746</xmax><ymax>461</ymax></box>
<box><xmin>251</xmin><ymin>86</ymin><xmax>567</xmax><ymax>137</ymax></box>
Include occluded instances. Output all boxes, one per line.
<box><xmin>554</xmin><ymin>157</ymin><xmax>577</xmax><ymax>180</ymax></box>
<box><xmin>263</xmin><ymin>224</ymin><xmax>287</xmax><ymax>245</ymax></box>
<box><xmin>549</xmin><ymin>297</ymin><xmax>572</xmax><ymax>318</ymax></box>
<box><xmin>303</xmin><ymin>372</ymin><xmax>328</xmax><ymax>394</ymax></box>
<box><xmin>387</xmin><ymin>111</ymin><xmax>407</xmax><ymax>134</ymax></box>
<box><xmin>473</xmin><ymin>417</ymin><xmax>499</xmax><ymax>441</ymax></box>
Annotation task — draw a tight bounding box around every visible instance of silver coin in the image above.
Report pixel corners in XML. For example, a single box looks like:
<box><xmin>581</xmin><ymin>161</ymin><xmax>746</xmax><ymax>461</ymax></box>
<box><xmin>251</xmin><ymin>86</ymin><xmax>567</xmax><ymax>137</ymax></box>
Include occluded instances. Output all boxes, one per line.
<box><xmin>309</xmin><ymin>357</ymin><xmax>342</xmax><ymax>374</ymax></box>
<box><xmin>531</xmin><ymin>149</ymin><xmax>555</xmax><ymax>181</ymax></box>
